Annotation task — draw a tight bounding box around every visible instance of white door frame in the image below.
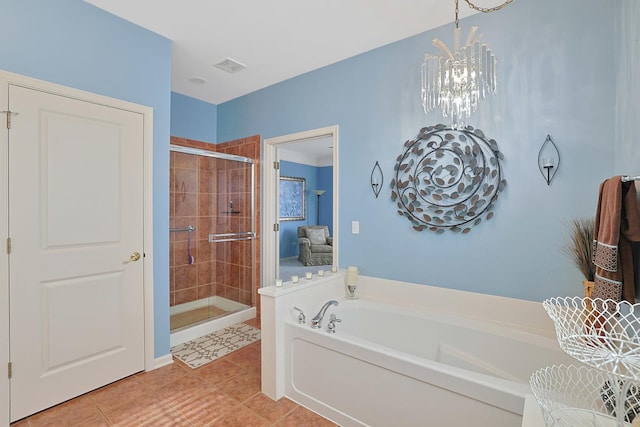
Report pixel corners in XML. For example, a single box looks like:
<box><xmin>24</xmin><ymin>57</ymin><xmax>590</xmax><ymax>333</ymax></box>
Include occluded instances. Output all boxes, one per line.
<box><xmin>0</xmin><ymin>70</ymin><xmax>155</xmax><ymax>425</ymax></box>
<box><xmin>262</xmin><ymin>126</ymin><xmax>339</xmax><ymax>289</ymax></box>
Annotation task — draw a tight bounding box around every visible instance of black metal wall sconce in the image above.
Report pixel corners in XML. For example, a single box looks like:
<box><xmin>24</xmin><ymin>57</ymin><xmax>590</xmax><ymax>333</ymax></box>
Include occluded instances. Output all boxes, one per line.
<box><xmin>538</xmin><ymin>135</ymin><xmax>560</xmax><ymax>185</ymax></box>
<box><xmin>370</xmin><ymin>161</ymin><xmax>383</xmax><ymax>198</ymax></box>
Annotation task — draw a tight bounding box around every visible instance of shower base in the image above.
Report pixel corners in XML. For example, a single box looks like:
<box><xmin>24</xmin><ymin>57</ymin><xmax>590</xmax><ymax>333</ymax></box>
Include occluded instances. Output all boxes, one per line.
<box><xmin>169</xmin><ymin>296</ymin><xmax>256</xmax><ymax>347</ymax></box>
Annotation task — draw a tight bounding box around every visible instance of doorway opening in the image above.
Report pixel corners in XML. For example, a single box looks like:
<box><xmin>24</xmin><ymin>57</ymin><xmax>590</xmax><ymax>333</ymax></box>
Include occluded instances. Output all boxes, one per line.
<box><xmin>262</xmin><ymin>126</ymin><xmax>339</xmax><ymax>289</ymax></box>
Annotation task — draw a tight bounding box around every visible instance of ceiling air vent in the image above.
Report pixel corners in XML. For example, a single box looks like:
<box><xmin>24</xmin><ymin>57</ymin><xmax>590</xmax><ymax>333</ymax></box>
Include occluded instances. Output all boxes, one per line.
<box><xmin>214</xmin><ymin>57</ymin><xmax>247</xmax><ymax>73</ymax></box>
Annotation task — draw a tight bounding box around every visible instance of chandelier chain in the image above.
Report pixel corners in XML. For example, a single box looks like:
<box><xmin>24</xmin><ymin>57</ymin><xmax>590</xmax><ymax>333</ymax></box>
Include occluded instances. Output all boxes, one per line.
<box><xmin>455</xmin><ymin>0</ymin><xmax>459</xmax><ymax>28</ymax></box>
<box><xmin>463</xmin><ymin>0</ymin><xmax>514</xmax><ymax>14</ymax></box>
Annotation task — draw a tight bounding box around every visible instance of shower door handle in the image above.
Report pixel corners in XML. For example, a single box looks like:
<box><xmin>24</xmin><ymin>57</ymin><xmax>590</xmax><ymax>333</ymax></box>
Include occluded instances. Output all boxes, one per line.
<box><xmin>124</xmin><ymin>252</ymin><xmax>141</xmax><ymax>264</ymax></box>
<box><xmin>208</xmin><ymin>232</ymin><xmax>255</xmax><ymax>243</ymax></box>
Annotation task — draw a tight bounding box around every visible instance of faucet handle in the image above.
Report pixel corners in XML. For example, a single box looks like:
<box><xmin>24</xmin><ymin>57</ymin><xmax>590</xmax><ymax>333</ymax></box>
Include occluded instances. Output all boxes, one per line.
<box><xmin>327</xmin><ymin>313</ymin><xmax>342</xmax><ymax>333</ymax></box>
<box><xmin>293</xmin><ymin>307</ymin><xmax>306</xmax><ymax>324</ymax></box>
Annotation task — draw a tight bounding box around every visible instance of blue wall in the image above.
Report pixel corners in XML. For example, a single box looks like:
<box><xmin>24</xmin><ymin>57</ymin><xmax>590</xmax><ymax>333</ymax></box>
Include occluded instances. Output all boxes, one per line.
<box><xmin>170</xmin><ymin>92</ymin><xmax>217</xmax><ymax>143</ymax></box>
<box><xmin>2</xmin><ymin>0</ymin><xmax>172</xmax><ymax>358</ymax></box>
<box><xmin>218</xmin><ymin>0</ymin><xmax>618</xmax><ymax>302</ymax></box>
<box><xmin>279</xmin><ymin>161</ymin><xmax>333</xmax><ymax>258</ymax></box>
<box><xmin>615</xmin><ymin>1</ymin><xmax>640</xmax><ymax>173</ymax></box>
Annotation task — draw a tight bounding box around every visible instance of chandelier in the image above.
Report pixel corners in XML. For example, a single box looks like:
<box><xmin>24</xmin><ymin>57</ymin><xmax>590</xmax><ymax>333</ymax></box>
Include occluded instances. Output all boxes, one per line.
<box><xmin>421</xmin><ymin>0</ymin><xmax>513</xmax><ymax>129</ymax></box>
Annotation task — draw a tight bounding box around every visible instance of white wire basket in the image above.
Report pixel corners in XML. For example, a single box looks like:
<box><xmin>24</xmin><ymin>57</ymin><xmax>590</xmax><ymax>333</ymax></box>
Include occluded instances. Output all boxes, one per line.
<box><xmin>530</xmin><ymin>364</ymin><xmax>640</xmax><ymax>427</ymax></box>
<box><xmin>543</xmin><ymin>297</ymin><xmax>640</xmax><ymax>381</ymax></box>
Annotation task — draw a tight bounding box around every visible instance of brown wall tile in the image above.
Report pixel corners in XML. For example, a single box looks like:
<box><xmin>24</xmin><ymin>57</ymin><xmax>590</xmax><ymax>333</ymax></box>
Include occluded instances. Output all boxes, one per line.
<box><xmin>174</xmin><ymin>265</ymin><xmax>197</xmax><ymax>291</ymax></box>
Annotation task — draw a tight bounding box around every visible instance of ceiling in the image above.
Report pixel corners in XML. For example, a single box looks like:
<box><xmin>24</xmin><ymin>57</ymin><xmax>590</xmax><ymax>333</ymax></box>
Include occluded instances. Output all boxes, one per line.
<box><xmin>279</xmin><ymin>136</ymin><xmax>334</xmax><ymax>167</ymax></box>
<box><xmin>84</xmin><ymin>0</ymin><xmax>480</xmax><ymax>106</ymax></box>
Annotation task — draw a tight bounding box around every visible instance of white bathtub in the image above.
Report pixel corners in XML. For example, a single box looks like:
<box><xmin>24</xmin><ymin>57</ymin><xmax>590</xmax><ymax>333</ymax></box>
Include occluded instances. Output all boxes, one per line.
<box><xmin>283</xmin><ymin>297</ymin><xmax>572</xmax><ymax>426</ymax></box>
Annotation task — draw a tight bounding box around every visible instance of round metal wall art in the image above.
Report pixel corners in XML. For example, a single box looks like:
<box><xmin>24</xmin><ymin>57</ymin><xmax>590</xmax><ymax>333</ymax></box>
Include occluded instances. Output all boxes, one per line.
<box><xmin>390</xmin><ymin>124</ymin><xmax>507</xmax><ymax>234</ymax></box>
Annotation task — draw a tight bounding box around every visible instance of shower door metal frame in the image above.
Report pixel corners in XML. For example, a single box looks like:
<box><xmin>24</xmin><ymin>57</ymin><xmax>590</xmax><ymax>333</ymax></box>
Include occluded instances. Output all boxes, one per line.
<box><xmin>169</xmin><ymin>144</ymin><xmax>256</xmax><ymax>305</ymax></box>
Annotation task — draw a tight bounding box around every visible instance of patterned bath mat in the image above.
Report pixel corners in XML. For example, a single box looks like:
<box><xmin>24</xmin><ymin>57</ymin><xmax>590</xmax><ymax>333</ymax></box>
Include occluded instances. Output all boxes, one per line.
<box><xmin>171</xmin><ymin>322</ymin><xmax>261</xmax><ymax>368</ymax></box>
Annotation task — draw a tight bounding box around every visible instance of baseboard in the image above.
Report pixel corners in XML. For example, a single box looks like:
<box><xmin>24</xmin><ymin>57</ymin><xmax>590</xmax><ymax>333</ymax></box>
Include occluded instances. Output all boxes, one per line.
<box><xmin>152</xmin><ymin>353</ymin><xmax>174</xmax><ymax>370</ymax></box>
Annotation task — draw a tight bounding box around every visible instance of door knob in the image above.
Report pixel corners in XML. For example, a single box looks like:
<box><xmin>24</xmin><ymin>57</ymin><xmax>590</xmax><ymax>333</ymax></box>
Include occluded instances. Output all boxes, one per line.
<box><xmin>124</xmin><ymin>252</ymin><xmax>141</xmax><ymax>264</ymax></box>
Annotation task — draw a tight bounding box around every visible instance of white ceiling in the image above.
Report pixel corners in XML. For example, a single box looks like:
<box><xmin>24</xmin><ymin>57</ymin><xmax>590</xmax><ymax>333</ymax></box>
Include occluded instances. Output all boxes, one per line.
<box><xmin>84</xmin><ymin>0</ymin><xmax>481</xmax><ymax>105</ymax></box>
<box><xmin>279</xmin><ymin>136</ymin><xmax>334</xmax><ymax>167</ymax></box>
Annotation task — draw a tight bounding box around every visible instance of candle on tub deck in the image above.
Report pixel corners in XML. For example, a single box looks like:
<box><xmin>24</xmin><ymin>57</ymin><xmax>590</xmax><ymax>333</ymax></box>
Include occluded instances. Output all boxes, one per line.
<box><xmin>346</xmin><ymin>266</ymin><xmax>359</xmax><ymax>285</ymax></box>
<box><xmin>275</xmin><ymin>279</ymin><xmax>283</xmax><ymax>287</ymax></box>
<box><xmin>305</xmin><ymin>271</ymin><xmax>313</xmax><ymax>280</ymax></box>
<box><xmin>318</xmin><ymin>269</ymin><xmax>324</xmax><ymax>277</ymax></box>
<box><xmin>291</xmin><ymin>275</ymin><xmax>299</xmax><ymax>284</ymax></box>
<box><xmin>331</xmin><ymin>265</ymin><xmax>338</xmax><ymax>273</ymax></box>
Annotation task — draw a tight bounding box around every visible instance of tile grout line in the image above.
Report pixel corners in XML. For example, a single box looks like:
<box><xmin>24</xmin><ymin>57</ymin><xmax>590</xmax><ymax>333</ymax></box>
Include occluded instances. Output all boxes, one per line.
<box><xmin>87</xmin><ymin>395</ymin><xmax>114</xmax><ymax>426</ymax></box>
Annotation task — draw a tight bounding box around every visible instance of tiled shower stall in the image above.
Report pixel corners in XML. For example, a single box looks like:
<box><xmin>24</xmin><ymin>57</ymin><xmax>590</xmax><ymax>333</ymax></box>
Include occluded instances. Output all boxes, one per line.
<box><xmin>169</xmin><ymin>136</ymin><xmax>261</xmax><ymax>331</ymax></box>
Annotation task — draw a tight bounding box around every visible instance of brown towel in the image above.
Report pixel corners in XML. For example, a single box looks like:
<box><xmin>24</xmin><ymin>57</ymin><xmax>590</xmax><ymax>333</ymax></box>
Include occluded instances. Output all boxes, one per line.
<box><xmin>592</xmin><ymin>176</ymin><xmax>640</xmax><ymax>303</ymax></box>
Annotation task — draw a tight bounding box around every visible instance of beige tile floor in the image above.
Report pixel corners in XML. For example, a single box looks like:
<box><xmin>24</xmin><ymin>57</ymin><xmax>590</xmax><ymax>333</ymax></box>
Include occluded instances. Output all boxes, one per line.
<box><xmin>10</xmin><ymin>318</ymin><xmax>337</xmax><ymax>427</ymax></box>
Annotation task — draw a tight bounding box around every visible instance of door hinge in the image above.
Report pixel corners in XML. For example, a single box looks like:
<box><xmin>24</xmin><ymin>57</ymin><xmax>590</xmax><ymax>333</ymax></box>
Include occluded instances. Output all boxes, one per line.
<box><xmin>6</xmin><ymin>237</ymin><xmax>11</xmax><ymax>254</ymax></box>
<box><xmin>273</xmin><ymin>161</ymin><xmax>279</xmax><ymax>170</ymax></box>
<box><xmin>8</xmin><ymin>362</ymin><xmax>12</xmax><ymax>379</ymax></box>
<box><xmin>273</xmin><ymin>223</ymin><xmax>279</xmax><ymax>232</ymax></box>
<box><xmin>1</xmin><ymin>110</ymin><xmax>18</xmax><ymax>129</ymax></box>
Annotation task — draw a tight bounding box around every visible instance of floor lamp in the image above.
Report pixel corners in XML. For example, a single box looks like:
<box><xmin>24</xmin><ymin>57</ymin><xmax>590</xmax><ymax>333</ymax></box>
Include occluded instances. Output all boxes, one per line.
<box><xmin>312</xmin><ymin>189</ymin><xmax>325</xmax><ymax>225</ymax></box>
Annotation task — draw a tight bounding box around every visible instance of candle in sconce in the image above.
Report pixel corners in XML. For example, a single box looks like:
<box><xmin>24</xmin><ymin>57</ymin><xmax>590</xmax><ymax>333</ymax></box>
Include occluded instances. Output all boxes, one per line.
<box><xmin>543</xmin><ymin>158</ymin><xmax>553</xmax><ymax>167</ymax></box>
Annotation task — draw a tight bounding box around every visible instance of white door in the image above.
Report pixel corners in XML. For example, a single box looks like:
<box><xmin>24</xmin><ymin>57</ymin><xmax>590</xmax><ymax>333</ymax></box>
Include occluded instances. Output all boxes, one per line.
<box><xmin>8</xmin><ymin>84</ymin><xmax>145</xmax><ymax>421</ymax></box>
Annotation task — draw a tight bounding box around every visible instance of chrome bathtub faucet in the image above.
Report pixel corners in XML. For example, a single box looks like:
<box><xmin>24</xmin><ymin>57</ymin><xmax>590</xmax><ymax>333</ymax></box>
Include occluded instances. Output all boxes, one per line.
<box><xmin>326</xmin><ymin>313</ymin><xmax>342</xmax><ymax>334</ymax></box>
<box><xmin>293</xmin><ymin>307</ymin><xmax>306</xmax><ymax>324</ymax></box>
<box><xmin>311</xmin><ymin>300</ymin><xmax>338</xmax><ymax>329</ymax></box>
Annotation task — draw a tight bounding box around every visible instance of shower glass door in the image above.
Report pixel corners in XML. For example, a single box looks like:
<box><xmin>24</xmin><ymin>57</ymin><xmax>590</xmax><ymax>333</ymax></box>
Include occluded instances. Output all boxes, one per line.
<box><xmin>169</xmin><ymin>145</ymin><xmax>255</xmax><ymax>331</ymax></box>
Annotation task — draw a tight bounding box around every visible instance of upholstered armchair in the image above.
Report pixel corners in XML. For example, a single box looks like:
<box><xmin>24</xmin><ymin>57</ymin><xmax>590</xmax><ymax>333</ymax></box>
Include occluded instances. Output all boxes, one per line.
<box><xmin>297</xmin><ymin>225</ymin><xmax>333</xmax><ymax>266</ymax></box>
